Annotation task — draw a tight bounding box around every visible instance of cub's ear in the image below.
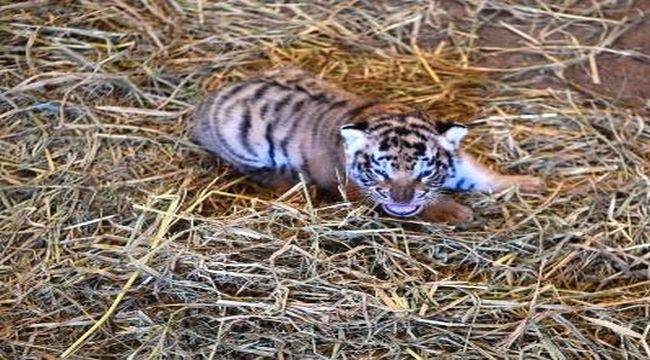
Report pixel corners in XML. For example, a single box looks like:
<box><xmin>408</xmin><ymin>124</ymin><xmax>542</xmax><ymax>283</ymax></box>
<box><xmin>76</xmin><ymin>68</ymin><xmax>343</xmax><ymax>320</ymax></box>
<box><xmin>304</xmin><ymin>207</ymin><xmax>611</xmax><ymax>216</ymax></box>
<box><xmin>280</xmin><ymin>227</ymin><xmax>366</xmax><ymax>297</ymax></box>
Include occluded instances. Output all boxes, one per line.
<box><xmin>436</xmin><ymin>122</ymin><xmax>467</xmax><ymax>151</ymax></box>
<box><xmin>340</xmin><ymin>123</ymin><xmax>368</xmax><ymax>153</ymax></box>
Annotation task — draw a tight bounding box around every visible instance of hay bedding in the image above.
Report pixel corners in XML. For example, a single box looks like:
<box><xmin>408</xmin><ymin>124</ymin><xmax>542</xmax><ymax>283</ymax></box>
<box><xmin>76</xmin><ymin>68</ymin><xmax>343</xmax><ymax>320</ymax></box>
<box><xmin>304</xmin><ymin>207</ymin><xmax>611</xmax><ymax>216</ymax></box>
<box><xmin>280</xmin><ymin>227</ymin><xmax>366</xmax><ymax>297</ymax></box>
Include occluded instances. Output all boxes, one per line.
<box><xmin>1</xmin><ymin>1</ymin><xmax>648</xmax><ymax>359</ymax></box>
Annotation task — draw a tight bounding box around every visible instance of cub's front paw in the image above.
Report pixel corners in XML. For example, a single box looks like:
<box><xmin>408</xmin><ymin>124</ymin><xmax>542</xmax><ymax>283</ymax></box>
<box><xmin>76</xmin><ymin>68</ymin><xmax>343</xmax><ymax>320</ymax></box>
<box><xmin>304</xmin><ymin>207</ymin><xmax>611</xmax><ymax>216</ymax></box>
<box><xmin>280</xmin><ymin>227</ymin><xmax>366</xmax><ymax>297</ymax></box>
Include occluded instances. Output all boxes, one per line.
<box><xmin>344</xmin><ymin>183</ymin><xmax>364</xmax><ymax>202</ymax></box>
<box><xmin>500</xmin><ymin>175</ymin><xmax>545</xmax><ymax>193</ymax></box>
<box><xmin>420</xmin><ymin>196</ymin><xmax>473</xmax><ymax>224</ymax></box>
<box><xmin>268</xmin><ymin>180</ymin><xmax>296</xmax><ymax>194</ymax></box>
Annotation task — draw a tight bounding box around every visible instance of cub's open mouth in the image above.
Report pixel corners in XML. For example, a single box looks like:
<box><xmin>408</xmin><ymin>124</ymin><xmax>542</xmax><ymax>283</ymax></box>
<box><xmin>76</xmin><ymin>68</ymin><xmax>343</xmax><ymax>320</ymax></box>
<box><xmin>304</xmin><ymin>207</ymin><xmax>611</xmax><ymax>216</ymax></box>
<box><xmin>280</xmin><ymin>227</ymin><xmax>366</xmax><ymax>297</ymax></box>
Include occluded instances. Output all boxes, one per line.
<box><xmin>382</xmin><ymin>204</ymin><xmax>423</xmax><ymax>217</ymax></box>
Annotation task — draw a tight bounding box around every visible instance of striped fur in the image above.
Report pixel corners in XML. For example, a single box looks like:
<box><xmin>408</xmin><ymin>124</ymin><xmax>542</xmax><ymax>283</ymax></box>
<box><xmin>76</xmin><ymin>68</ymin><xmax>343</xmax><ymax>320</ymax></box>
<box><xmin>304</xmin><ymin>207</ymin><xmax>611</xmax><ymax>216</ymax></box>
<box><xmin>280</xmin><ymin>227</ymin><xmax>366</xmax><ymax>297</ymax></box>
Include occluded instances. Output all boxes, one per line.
<box><xmin>194</xmin><ymin>68</ymin><xmax>371</xmax><ymax>190</ymax></box>
<box><xmin>194</xmin><ymin>68</ymin><xmax>544</xmax><ymax>221</ymax></box>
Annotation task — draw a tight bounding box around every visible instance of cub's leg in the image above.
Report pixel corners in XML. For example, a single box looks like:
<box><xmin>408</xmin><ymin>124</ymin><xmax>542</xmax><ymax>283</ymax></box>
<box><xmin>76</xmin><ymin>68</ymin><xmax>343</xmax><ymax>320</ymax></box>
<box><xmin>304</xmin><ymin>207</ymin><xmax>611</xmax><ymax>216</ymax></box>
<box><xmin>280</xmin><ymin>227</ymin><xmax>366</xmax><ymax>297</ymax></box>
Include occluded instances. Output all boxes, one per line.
<box><xmin>245</xmin><ymin>167</ymin><xmax>298</xmax><ymax>194</ymax></box>
<box><xmin>444</xmin><ymin>152</ymin><xmax>544</xmax><ymax>194</ymax></box>
<box><xmin>343</xmin><ymin>183</ymin><xmax>364</xmax><ymax>202</ymax></box>
<box><xmin>420</xmin><ymin>195</ymin><xmax>473</xmax><ymax>223</ymax></box>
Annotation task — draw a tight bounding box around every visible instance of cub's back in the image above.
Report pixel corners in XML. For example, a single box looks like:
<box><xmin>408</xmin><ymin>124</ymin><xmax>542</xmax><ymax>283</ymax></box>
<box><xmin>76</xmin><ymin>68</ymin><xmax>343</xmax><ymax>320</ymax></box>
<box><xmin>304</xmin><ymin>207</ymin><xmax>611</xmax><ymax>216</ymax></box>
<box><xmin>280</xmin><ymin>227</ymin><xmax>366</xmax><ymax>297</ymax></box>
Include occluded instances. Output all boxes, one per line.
<box><xmin>194</xmin><ymin>68</ymin><xmax>373</xmax><ymax>186</ymax></box>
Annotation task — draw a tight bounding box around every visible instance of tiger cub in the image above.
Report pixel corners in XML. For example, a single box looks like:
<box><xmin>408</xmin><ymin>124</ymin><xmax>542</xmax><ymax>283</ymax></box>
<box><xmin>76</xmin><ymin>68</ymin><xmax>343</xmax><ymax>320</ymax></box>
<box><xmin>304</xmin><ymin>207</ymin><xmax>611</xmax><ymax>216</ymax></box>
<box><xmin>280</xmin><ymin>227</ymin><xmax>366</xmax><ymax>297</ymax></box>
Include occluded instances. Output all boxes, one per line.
<box><xmin>194</xmin><ymin>68</ymin><xmax>543</xmax><ymax>223</ymax></box>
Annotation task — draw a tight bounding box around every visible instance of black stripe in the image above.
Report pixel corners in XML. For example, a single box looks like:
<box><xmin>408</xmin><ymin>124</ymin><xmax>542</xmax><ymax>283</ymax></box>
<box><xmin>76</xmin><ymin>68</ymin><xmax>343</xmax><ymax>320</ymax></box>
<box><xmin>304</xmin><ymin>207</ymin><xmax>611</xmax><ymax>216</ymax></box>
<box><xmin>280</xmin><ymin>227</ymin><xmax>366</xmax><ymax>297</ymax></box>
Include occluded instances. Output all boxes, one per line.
<box><xmin>278</xmin><ymin>97</ymin><xmax>312</xmax><ymax>161</ymax></box>
<box><xmin>326</xmin><ymin>99</ymin><xmax>349</xmax><ymax>112</ymax></box>
<box><xmin>268</xmin><ymin>80</ymin><xmax>292</xmax><ymax>92</ymax></box>
<box><xmin>446</xmin><ymin>152</ymin><xmax>454</xmax><ymax>168</ymax></box>
<box><xmin>260</xmin><ymin>103</ymin><xmax>270</xmax><ymax>118</ymax></box>
<box><xmin>252</xmin><ymin>83</ymin><xmax>273</xmax><ymax>100</ymax></box>
<box><xmin>376</xmin><ymin>125</ymin><xmax>429</xmax><ymax>140</ymax></box>
<box><xmin>279</xmin><ymin>164</ymin><xmax>287</xmax><ymax>175</ymax></box>
<box><xmin>376</xmin><ymin>128</ymin><xmax>395</xmax><ymax>139</ymax></box>
<box><xmin>291</xmin><ymin>99</ymin><xmax>306</xmax><ymax>113</ymax></box>
<box><xmin>268</xmin><ymin>79</ymin><xmax>329</xmax><ymax>104</ymax></box>
<box><xmin>410</xmin><ymin>122</ymin><xmax>438</xmax><ymax>134</ymax></box>
<box><xmin>218</xmin><ymin>82</ymin><xmax>250</xmax><ymax>104</ymax></box>
<box><xmin>455</xmin><ymin>178</ymin><xmax>466</xmax><ymax>190</ymax></box>
<box><xmin>269</xmin><ymin>80</ymin><xmax>313</xmax><ymax>99</ymax></box>
<box><xmin>426</xmin><ymin>157</ymin><xmax>436</xmax><ymax>166</ymax></box>
<box><xmin>416</xmin><ymin>169</ymin><xmax>433</xmax><ymax>181</ymax></box>
<box><xmin>350</xmin><ymin>150</ymin><xmax>363</xmax><ymax>173</ymax></box>
<box><xmin>372</xmin><ymin>168</ymin><xmax>389</xmax><ymax>180</ymax></box>
<box><xmin>214</xmin><ymin>100</ymin><xmax>260</xmax><ymax>164</ymax></box>
<box><xmin>310</xmin><ymin>92</ymin><xmax>328</xmax><ymax>103</ymax></box>
<box><xmin>310</xmin><ymin>99</ymin><xmax>351</xmax><ymax>148</ymax></box>
<box><xmin>247</xmin><ymin>166</ymin><xmax>273</xmax><ymax>175</ymax></box>
<box><xmin>298</xmin><ymin>147</ymin><xmax>312</xmax><ymax>181</ymax></box>
<box><xmin>367</xmin><ymin>120</ymin><xmax>395</xmax><ymax>132</ymax></box>
<box><xmin>412</xmin><ymin>130</ymin><xmax>429</xmax><ymax>141</ymax></box>
<box><xmin>312</xmin><ymin>98</ymin><xmax>349</xmax><ymax>133</ymax></box>
<box><xmin>435</xmin><ymin>121</ymin><xmax>465</xmax><ymax>135</ymax></box>
<box><xmin>239</xmin><ymin>105</ymin><xmax>255</xmax><ymax>155</ymax></box>
<box><xmin>280</xmin><ymin>99</ymin><xmax>305</xmax><ymax>161</ymax></box>
<box><xmin>280</xmin><ymin>140</ymin><xmax>290</xmax><ymax>161</ymax></box>
<box><xmin>357</xmin><ymin>173</ymin><xmax>374</xmax><ymax>186</ymax></box>
<box><xmin>444</xmin><ymin>156</ymin><xmax>456</xmax><ymax>180</ymax></box>
<box><xmin>264</xmin><ymin>122</ymin><xmax>276</xmax><ymax>168</ymax></box>
<box><xmin>207</xmin><ymin>82</ymin><xmax>249</xmax><ymax>127</ymax></box>
<box><xmin>314</xmin><ymin>100</ymin><xmax>349</xmax><ymax>132</ymax></box>
<box><xmin>276</xmin><ymin>78</ymin><xmax>301</xmax><ymax>87</ymax></box>
<box><xmin>289</xmin><ymin>167</ymin><xmax>300</xmax><ymax>180</ymax></box>
<box><xmin>342</xmin><ymin>101</ymin><xmax>380</xmax><ymax>121</ymax></box>
<box><xmin>210</xmin><ymin>82</ymin><xmax>261</xmax><ymax>164</ymax></box>
<box><xmin>273</xmin><ymin>94</ymin><xmax>293</xmax><ymax>116</ymax></box>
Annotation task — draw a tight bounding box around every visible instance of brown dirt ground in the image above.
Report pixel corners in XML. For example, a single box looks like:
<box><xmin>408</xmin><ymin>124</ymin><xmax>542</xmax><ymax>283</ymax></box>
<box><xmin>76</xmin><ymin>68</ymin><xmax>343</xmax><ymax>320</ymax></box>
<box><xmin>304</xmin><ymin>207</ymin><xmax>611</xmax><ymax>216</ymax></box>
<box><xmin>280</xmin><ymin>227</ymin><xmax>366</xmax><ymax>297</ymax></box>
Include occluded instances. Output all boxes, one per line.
<box><xmin>433</xmin><ymin>0</ymin><xmax>650</xmax><ymax>107</ymax></box>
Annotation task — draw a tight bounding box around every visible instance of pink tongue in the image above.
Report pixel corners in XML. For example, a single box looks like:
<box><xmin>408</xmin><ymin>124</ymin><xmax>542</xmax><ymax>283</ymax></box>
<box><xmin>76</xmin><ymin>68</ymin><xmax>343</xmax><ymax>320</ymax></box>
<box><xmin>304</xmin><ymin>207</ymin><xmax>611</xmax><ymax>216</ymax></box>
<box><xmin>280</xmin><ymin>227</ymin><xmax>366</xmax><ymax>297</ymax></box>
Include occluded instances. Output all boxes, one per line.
<box><xmin>384</xmin><ymin>204</ymin><xmax>418</xmax><ymax>215</ymax></box>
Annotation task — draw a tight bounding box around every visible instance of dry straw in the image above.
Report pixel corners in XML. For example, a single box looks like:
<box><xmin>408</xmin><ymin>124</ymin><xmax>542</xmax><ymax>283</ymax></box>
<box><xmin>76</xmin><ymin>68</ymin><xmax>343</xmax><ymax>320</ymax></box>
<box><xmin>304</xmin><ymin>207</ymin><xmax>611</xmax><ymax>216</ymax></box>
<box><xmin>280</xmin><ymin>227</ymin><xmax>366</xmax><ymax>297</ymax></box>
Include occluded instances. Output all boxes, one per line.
<box><xmin>1</xmin><ymin>1</ymin><xmax>648</xmax><ymax>359</ymax></box>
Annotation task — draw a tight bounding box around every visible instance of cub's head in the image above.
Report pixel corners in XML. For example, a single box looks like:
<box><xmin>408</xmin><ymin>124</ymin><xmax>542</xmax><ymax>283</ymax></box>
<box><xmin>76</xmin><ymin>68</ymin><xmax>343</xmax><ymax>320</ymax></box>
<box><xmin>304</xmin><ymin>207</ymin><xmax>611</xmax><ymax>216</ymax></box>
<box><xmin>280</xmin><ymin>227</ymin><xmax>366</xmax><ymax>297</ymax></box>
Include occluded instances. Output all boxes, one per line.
<box><xmin>340</xmin><ymin>114</ymin><xmax>467</xmax><ymax>217</ymax></box>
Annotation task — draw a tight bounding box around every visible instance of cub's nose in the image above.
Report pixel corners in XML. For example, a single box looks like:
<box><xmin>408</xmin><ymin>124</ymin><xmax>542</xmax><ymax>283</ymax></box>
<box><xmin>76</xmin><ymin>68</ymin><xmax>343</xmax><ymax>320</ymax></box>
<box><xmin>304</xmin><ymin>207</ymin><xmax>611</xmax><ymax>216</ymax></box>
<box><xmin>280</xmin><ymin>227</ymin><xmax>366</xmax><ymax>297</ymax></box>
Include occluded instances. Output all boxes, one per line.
<box><xmin>390</xmin><ymin>186</ymin><xmax>414</xmax><ymax>204</ymax></box>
